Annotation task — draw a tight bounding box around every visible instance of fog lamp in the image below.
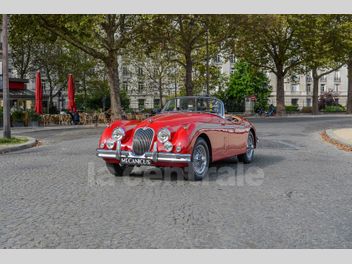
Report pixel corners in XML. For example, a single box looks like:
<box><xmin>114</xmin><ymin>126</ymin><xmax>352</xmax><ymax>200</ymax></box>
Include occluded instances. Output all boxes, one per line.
<box><xmin>164</xmin><ymin>141</ymin><xmax>173</xmax><ymax>152</ymax></box>
<box><xmin>106</xmin><ymin>139</ymin><xmax>115</xmax><ymax>150</ymax></box>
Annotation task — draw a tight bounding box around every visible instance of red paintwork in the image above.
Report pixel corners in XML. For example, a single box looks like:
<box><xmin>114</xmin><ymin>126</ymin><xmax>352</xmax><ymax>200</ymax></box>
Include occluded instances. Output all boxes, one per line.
<box><xmin>98</xmin><ymin>112</ymin><xmax>256</xmax><ymax>167</ymax></box>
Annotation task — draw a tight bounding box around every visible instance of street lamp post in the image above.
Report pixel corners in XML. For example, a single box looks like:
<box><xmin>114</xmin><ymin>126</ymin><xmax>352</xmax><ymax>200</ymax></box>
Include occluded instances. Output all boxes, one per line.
<box><xmin>2</xmin><ymin>14</ymin><xmax>11</xmax><ymax>139</ymax></box>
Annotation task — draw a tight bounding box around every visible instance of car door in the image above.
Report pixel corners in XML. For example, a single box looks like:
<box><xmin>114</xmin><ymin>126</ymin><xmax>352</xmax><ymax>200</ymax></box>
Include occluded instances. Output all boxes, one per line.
<box><xmin>224</xmin><ymin>116</ymin><xmax>248</xmax><ymax>156</ymax></box>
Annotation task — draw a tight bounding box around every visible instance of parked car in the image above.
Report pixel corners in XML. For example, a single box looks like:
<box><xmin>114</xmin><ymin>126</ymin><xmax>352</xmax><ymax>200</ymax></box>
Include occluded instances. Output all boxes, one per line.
<box><xmin>96</xmin><ymin>96</ymin><xmax>258</xmax><ymax>180</ymax></box>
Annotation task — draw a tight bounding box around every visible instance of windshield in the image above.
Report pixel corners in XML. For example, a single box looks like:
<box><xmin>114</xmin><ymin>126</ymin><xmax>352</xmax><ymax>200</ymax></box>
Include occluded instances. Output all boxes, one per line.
<box><xmin>162</xmin><ymin>97</ymin><xmax>223</xmax><ymax>117</ymax></box>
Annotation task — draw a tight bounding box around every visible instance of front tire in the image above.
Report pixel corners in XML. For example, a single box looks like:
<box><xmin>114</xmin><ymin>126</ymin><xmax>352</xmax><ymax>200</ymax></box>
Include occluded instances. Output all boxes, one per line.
<box><xmin>185</xmin><ymin>138</ymin><xmax>210</xmax><ymax>181</ymax></box>
<box><xmin>238</xmin><ymin>131</ymin><xmax>255</xmax><ymax>164</ymax></box>
<box><xmin>106</xmin><ymin>162</ymin><xmax>126</xmax><ymax>177</ymax></box>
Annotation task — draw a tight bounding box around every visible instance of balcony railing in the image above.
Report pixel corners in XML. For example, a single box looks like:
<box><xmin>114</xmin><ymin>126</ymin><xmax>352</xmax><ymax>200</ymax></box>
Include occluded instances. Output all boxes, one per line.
<box><xmin>288</xmin><ymin>90</ymin><xmax>309</xmax><ymax>95</ymax></box>
<box><xmin>334</xmin><ymin>77</ymin><xmax>341</xmax><ymax>82</ymax></box>
<box><xmin>320</xmin><ymin>76</ymin><xmax>327</xmax><ymax>82</ymax></box>
<box><xmin>306</xmin><ymin>76</ymin><xmax>312</xmax><ymax>82</ymax></box>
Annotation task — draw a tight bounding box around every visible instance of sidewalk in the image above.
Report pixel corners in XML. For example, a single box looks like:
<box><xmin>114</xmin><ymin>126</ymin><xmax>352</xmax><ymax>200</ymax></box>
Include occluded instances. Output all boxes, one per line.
<box><xmin>326</xmin><ymin>128</ymin><xmax>352</xmax><ymax>147</ymax></box>
<box><xmin>322</xmin><ymin>128</ymin><xmax>352</xmax><ymax>151</ymax></box>
<box><xmin>246</xmin><ymin>113</ymin><xmax>352</xmax><ymax>119</ymax></box>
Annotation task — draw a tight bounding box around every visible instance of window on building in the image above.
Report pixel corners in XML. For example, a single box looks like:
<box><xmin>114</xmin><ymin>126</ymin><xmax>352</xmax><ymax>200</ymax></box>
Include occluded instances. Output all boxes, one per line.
<box><xmin>138</xmin><ymin>82</ymin><xmax>144</xmax><ymax>93</ymax></box>
<box><xmin>320</xmin><ymin>75</ymin><xmax>327</xmax><ymax>82</ymax></box>
<box><xmin>122</xmin><ymin>81</ymin><xmax>128</xmax><ymax>91</ymax></box>
<box><xmin>291</xmin><ymin>84</ymin><xmax>299</xmax><ymax>92</ymax></box>
<box><xmin>334</xmin><ymin>71</ymin><xmax>341</xmax><ymax>82</ymax></box>
<box><xmin>229</xmin><ymin>54</ymin><xmax>235</xmax><ymax>63</ymax></box>
<box><xmin>306</xmin><ymin>84</ymin><xmax>311</xmax><ymax>94</ymax></box>
<box><xmin>334</xmin><ymin>84</ymin><xmax>339</xmax><ymax>92</ymax></box>
<box><xmin>138</xmin><ymin>99</ymin><xmax>145</xmax><ymax>110</ymax></box>
<box><xmin>122</xmin><ymin>66</ymin><xmax>129</xmax><ymax>76</ymax></box>
<box><xmin>291</xmin><ymin>98</ymin><xmax>299</xmax><ymax>105</ymax></box>
<box><xmin>154</xmin><ymin>98</ymin><xmax>161</xmax><ymax>108</ymax></box>
<box><xmin>137</xmin><ymin>67</ymin><xmax>143</xmax><ymax>76</ymax></box>
<box><xmin>306</xmin><ymin>98</ymin><xmax>312</xmax><ymax>107</ymax></box>
<box><xmin>320</xmin><ymin>84</ymin><xmax>326</xmax><ymax>93</ymax></box>
<box><xmin>306</xmin><ymin>74</ymin><xmax>312</xmax><ymax>82</ymax></box>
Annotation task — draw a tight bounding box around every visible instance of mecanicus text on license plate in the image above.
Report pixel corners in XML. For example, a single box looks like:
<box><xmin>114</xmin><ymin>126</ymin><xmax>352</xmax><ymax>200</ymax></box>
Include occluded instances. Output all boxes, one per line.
<box><xmin>120</xmin><ymin>157</ymin><xmax>152</xmax><ymax>166</ymax></box>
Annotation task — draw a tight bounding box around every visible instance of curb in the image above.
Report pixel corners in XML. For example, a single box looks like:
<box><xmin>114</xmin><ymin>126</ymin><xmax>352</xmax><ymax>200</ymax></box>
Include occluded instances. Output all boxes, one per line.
<box><xmin>321</xmin><ymin>130</ymin><xmax>352</xmax><ymax>152</ymax></box>
<box><xmin>0</xmin><ymin>124</ymin><xmax>105</xmax><ymax>135</ymax></box>
<box><xmin>0</xmin><ymin>136</ymin><xmax>38</xmax><ymax>154</ymax></box>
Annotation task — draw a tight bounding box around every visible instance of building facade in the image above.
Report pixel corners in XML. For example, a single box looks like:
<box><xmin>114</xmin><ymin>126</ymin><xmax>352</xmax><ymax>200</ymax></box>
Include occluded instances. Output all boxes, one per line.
<box><xmin>268</xmin><ymin>67</ymin><xmax>348</xmax><ymax>108</ymax></box>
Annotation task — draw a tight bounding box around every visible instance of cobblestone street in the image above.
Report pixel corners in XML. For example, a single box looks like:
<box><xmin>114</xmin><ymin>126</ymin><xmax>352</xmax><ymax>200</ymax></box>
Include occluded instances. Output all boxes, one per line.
<box><xmin>1</xmin><ymin>116</ymin><xmax>352</xmax><ymax>248</ymax></box>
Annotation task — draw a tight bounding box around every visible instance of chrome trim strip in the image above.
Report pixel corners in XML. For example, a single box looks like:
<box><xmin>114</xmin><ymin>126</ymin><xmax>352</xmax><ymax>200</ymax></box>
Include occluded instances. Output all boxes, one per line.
<box><xmin>96</xmin><ymin>149</ymin><xmax>191</xmax><ymax>163</ymax></box>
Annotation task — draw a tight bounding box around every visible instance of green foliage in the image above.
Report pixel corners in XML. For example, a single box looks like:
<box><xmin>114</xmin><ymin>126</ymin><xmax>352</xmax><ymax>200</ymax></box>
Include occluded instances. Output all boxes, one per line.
<box><xmin>27</xmin><ymin>109</ymin><xmax>42</xmax><ymax>121</ymax></box>
<box><xmin>75</xmin><ymin>81</ymin><xmax>130</xmax><ymax>112</ymax></box>
<box><xmin>147</xmin><ymin>15</ymin><xmax>229</xmax><ymax>95</ymax></box>
<box><xmin>226</xmin><ymin>60</ymin><xmax>271</xmax><ymax>112</ymax></box>
<box><xmin>0</xmin><ymin>137</ymin><xmax>28</xmax><ymax>145</ymax></box>
<box><xmin>11</xmin><ymin>110</ymin><xmax>24</xmax><ymax>122</ymax></box>
<box><xmin>323</xmin><ymin>105</ymin><xmax>346</xmax><ymax>112</ymax></box>
<box><xmin>285</xmin><ymin>105</ymin><xmax>300</xmax><ymax>112</ymax></box>
<box><xmin>290</xmin><ymin>15</ymin><xmax>345</xmax><ymax>71</ymax></box>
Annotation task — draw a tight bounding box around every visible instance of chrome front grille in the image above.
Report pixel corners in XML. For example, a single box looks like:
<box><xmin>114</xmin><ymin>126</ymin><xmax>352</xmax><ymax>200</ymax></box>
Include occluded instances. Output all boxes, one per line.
<box><xmin>132</xmin><ymin>128</ymin><xmax>154</xmax><ymax>155</ymax></box>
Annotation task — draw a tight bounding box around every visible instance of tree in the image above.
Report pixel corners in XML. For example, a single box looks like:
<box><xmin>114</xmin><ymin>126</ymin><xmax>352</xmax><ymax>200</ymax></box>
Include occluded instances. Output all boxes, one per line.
<box><xmin>129</xmin><ymin>46</ymin><xmax>174</xmax><ymax>109</ymax></box>
<box><xmin>334</xmin><ymin>15</ymin><xmax>352</xmax><ymax>114</ymax></box>
<box><xmin>234</xmin><ymin>15</ymin><xmax>302</xmax><ymax>115</ymax></box>
<box><xmin>148</xmin><ymin>15</ymin><xmax>228</xmax><ymax>96</ymax></box>
<box><xmin>8</xmin><ymin>15</ymin><xmax>37</xmax><ymax>79</ymax></box>
<box><xmin>291</xmin><ymin>15</ymin><xmax>345</xmax><ymax>115</ymax></box>
<box><xmin>38</xmin><ymin>15</ymin><xmax>145</xmax><ymax>119</ymax></box>
<box><xmin>2</xmin><ymin>14</ymin><xmax>11</xmax><ymax>139</ymax></box>
<box><xmin>9</xmin><ymin>15</ymin><xmax>99</xmax><ymax>113</ymax></box>
<box><xmin>225</xmin><ymin>60</ymin><xmax>271</xmax><ymax>112</ymax></box>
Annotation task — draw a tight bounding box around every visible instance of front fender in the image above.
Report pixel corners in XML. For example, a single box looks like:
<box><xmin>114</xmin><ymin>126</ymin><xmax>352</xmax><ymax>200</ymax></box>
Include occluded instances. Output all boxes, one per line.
<box><xmin>98</xmin><ymin>120</ymin><xmax>140</xmax><ymax>147</ymax></box>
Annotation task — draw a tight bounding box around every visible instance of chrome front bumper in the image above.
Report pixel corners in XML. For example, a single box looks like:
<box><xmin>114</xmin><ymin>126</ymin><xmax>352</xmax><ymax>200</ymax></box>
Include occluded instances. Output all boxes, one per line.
<box><xmin>96</xmin><ymin>141</ymin><xmax>191</xmax><ymax>163</ymax></box>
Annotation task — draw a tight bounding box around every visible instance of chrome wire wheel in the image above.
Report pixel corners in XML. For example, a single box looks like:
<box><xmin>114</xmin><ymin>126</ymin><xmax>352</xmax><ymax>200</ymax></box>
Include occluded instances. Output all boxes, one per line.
<box><xmin>192</xmin><ymin>144</ymin><xmax>208</xmax><ymax>175</ymax></box>
<box><xmin>246</xmin><ymin>132</ymin><xmax>255</xmax><ymax>159</ymax></box>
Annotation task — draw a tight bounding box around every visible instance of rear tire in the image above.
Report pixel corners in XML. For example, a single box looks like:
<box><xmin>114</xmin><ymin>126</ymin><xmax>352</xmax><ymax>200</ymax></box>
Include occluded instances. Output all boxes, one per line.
<box><xmin>184</xmin><ymin>138</ymin><xmax>210</xmax><ymax>181</ymax></box>
<box><xmin>106</xmin><ymin>162</ymin><xmax>126</xmax><ymax>177</ymax></box>
<box><xmin>238</xmin><ymin>131</ymin><xmax>255</xmax><ymax>164</ymax></box>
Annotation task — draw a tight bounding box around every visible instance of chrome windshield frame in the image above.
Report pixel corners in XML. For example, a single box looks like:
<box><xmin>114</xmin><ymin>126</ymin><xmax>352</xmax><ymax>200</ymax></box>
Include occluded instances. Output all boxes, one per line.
<box><xmin>161</xmin><ymin>96</ymin><xmax>225</xmax><ymax>119</ymax></box>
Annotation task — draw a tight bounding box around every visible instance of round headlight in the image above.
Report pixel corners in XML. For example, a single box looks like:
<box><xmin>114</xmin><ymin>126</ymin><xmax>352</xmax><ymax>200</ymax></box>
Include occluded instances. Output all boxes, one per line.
<box><xmin>106</xmin><ymin>139</ymin><xmax>115</xmax><ymax>150</ymax></box>
<box><xmin>164</xmin><ymin>141</ymin><xmax>173</xmax><ymax>152</ymax></box>
<box><xmin>112</xmin><ymin>127</ymin><xmax>125</xmax><ymax>141</ymax></box>
<box><xmin>157</xmin><ymin>128</ymin><xmax>171</xmax><ymax>143</ymax></box>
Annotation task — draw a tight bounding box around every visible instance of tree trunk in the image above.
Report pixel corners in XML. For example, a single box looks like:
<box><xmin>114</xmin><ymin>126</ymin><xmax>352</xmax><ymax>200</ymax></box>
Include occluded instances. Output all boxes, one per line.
<box><xmin>347</xmin><ymin>60</ymin><xmax>352</xmax><ymax>114</ymax></box>
<box><xmin>159</xmin><ymin>77</ymin><xmax>163</xmax><ymax>109</ymax></box>
<box><xmin>312</xmin><ymin>69</ymin><xmax>320</xmax><ymax>115</ymax></box>
<box><xmin>276</xmin><ymin>71</ymin><xmax>285</xmax><ymax>116</ymax></box>
<box><xmin>105</xmin><ymin>53</ymin><xmax>122</xmax><ymax>120</ymax></box>
<box><xmin>185</xmin><ymin>51</ymin><xmax>193</xmax><ymax>96</ymax></box>
<box><xmin>2</xmin><ymin>15</ymin><xmax>11</xmax><ymax>139</ymax></box>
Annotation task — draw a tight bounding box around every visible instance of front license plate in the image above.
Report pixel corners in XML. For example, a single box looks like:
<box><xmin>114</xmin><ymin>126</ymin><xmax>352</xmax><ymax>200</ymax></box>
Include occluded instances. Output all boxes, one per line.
<box><xmin>120</xmin><ymin>157</ymin><xmax>152</xmax><ymax>166</ymax></box>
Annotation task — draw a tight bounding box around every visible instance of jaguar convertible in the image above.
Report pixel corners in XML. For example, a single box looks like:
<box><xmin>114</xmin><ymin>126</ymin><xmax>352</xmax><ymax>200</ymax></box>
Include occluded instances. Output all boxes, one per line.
<box><xmin>96</xmin><ymin>96</ymin><xmax>257</xmax><ymax>180</ymax></box>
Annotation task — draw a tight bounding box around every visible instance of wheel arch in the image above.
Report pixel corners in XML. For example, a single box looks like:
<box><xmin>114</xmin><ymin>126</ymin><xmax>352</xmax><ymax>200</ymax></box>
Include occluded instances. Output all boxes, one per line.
<box><xmin>249</xmin><ymin>127</ymin><xmax>257</xmax><ymax>148</ymax></box>
<box><xmin>197</xmin><ymin>133</ymin><xmax>213</xmax><ymax>163</ymax></box>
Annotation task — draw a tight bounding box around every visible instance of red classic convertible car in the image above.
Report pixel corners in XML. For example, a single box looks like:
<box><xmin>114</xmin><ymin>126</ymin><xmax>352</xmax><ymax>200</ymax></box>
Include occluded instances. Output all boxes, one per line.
<box><xmin>96</xmin><ymin>96</ymin><xmax>257</xmax><ymax>180</ymax></box>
